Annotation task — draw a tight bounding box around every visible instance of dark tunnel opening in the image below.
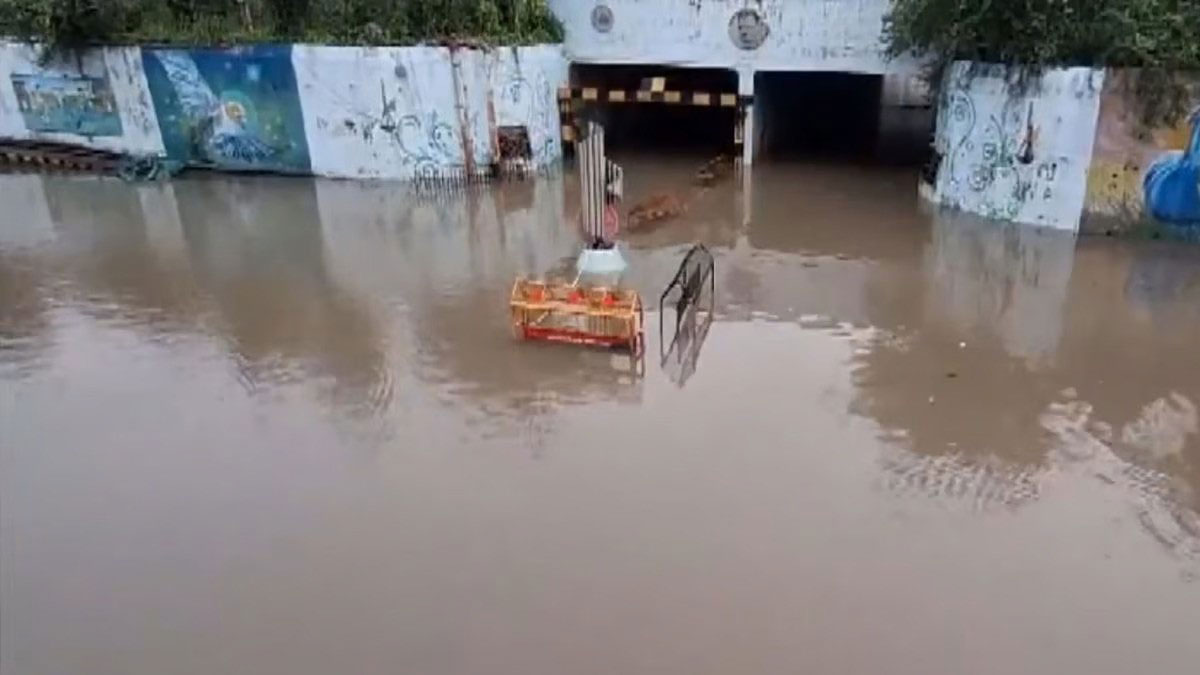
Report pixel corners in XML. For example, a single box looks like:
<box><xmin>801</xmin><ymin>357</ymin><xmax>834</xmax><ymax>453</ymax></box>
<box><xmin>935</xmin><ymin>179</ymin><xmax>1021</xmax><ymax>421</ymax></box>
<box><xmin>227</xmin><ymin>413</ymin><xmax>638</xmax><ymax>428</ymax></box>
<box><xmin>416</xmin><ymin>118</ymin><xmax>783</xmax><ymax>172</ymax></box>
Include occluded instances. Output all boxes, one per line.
<box><xmin>755</xmin><ymin>71</ymin><xmax>932</xmax><ymax>164</ymax></box>
<box><xmin>569</xmin><ymin>64</ymin><xmax>740</xmax><ymax>156</ymax></box>
<box><xmin>756</xmin><ymin>71</ymin><xmax>881</xmax><ymax>159</ymax></box>
<box><xmin>565</xmin><ymin>65</ymin><xmax>932</xmax><ymax>165</ymax></box>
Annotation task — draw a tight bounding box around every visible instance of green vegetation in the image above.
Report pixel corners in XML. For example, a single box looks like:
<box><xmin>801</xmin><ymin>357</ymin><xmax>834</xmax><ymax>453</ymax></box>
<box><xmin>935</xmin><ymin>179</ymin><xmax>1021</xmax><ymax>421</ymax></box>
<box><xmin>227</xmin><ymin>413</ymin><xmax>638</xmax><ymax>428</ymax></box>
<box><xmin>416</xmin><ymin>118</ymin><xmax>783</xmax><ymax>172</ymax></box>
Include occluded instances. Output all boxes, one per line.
<box><xmin>885</xmin><ymin>0</ymin><xmax>1200</xmax><ymax>70</ymax></box>
<box><xmin>884</xmin><ymin>0</ymin><xmax>1200</xmax><ymax>124</ymax></box>
<box><xmin>0</xmin><ymin>0</ymin><xmax>563</xmax><ymax>50</ymax></box>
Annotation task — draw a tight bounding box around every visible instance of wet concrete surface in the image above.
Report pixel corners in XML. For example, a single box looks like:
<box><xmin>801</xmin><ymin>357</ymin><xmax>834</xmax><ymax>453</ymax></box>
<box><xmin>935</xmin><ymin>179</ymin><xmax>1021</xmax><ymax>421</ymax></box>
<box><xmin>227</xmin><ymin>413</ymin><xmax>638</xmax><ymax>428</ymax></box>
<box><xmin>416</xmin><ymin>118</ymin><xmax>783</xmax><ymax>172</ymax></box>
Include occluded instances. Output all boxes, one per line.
<box><xmin>2</xmin><ymin>158</ymin><xmax>1200</xmax><ymax>674</ymax></box>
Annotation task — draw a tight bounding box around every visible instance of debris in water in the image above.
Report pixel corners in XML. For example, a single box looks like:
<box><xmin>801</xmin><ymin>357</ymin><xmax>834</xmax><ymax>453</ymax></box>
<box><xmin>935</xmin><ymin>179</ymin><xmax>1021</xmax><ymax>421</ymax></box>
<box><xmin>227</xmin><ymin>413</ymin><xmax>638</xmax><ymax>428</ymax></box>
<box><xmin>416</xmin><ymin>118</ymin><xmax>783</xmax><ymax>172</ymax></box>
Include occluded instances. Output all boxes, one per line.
<box><xmin>627</xmin><ymin>192</ymin><xmax>687</xmax><ymax>229</ymax></box>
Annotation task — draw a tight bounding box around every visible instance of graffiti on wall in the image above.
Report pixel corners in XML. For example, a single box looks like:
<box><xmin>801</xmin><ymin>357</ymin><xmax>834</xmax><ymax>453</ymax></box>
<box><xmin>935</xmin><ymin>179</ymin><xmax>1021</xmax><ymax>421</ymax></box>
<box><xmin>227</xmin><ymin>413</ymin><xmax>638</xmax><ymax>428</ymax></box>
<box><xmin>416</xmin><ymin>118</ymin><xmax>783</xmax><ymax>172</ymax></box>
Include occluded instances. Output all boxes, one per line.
<box><xmin>142</xmin><ymin>45</ymin><xmax>310</xmax><ymax>173</ymax></box>
<box><xmin>10</xmin><ymin>74</ymin><xmax>123</xmax><ymax>136</ymax></box>
<box><xmin>1086</xmin><ymin>72</ymin><xmax>1200</xmax><ymax>231</ymax></box>
<box><xmin>493</xmin><ymin>49</ymin><xmax>562</xmax><ymax>168</ymax></box>
<box><xmin>329</xmin><ymin>81</ymin><xmax>471</xmax><ymax>178</ymax></box>
<box><xmin>392</xmin><ymin>109</ymin><xmax>467</xmax><ymax>178</ymax></box>
<box><xmin>932</xmin><ymin>64</ymin><xmax>1102</xmax><ymax>230</ymax></box>
<box><xmin>294</xmin><ymin>45</ymin><xmax>566</xmax><ymax>180</ymax></box>
<box><xmin>937</xmin><ymin>89</ymin><xmax>1068</xmax><ymax>223</ymax></box>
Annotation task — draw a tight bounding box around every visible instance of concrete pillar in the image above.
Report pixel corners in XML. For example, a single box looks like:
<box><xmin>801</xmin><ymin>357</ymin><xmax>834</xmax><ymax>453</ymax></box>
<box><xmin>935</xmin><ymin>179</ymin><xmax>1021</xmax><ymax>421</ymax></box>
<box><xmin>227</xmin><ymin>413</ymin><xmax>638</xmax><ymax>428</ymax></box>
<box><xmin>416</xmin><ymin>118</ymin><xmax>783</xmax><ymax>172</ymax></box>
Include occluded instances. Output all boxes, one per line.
<box><xmin>738</xmin><ymin>68</ymin><xmax>755</xmax><ymax>167</ymax></box>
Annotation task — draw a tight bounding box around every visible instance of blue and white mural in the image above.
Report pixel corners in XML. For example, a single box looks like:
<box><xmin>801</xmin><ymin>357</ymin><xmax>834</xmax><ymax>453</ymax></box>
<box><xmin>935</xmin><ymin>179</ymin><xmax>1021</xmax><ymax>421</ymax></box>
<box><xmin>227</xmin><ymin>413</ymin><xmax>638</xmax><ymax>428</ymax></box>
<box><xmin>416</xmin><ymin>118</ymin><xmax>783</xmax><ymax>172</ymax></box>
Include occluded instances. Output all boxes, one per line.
<box><xmin>10</xmin><ymin>73</ymin><xmax>123</xmax><ymax>136</ymax></box>
<box><xmin>0</xmin><ymin>40</ymin><xmax>567</xmax><ymax>181</ymax></box>
<box><xmin>142</xmin><ymin>45</ymin><xmax>310</xmax><ymax>173</ymax></box>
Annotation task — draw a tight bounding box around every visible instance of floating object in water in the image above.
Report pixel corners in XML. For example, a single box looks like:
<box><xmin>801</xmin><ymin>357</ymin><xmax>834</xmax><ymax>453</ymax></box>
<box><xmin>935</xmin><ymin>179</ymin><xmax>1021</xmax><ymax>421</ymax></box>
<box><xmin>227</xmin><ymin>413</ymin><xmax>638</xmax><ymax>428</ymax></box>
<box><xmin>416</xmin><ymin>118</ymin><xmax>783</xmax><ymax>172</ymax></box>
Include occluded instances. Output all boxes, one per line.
<box><xmin>693</xmin><ymin>154</ymin><xmax>734</xmax><ymax>186</ymax></box>
<box><xmin>510</xmin><ymin>279</ymin><xmax>644</xmax><ymax>354</ymax></box>
<box><xmin>627</xmin><ymin>192</ymin><xmax>687</xmax><ymax>229</ymax></box>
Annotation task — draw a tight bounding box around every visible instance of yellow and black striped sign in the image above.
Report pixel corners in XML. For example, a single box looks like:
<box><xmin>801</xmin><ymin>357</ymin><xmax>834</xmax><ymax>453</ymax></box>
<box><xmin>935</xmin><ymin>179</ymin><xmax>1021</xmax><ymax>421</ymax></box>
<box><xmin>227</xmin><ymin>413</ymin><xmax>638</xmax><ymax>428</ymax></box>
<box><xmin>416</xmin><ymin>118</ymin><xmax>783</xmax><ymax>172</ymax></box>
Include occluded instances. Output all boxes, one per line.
<box><xmin>558</xmin><ymin>87</ymin><xmax>746</xmax><ymax>108</ymax></box>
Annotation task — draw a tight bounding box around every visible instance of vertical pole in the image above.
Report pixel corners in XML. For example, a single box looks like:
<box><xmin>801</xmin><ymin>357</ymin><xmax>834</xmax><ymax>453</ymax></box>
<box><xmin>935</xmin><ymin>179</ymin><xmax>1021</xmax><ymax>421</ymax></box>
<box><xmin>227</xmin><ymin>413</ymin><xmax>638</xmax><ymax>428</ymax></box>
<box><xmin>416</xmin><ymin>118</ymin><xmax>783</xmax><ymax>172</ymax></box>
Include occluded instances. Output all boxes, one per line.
<box><xmin>738</xmin><ymin>68</ymin><xmax>755</xmax><ymax>168</ymax></box>
<box><xmin>579</xmin><ymin>121</ymin><xmax>606</xmax><ymax>243</ymax></box>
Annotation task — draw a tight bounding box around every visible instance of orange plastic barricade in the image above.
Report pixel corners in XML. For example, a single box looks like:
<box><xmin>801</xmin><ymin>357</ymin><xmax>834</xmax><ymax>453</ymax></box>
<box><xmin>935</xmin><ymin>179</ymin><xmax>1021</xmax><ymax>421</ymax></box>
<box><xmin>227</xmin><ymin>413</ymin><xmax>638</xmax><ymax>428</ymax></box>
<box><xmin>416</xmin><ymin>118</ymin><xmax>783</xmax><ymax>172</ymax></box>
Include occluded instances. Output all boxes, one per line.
<box><xmin>509</xmin><ymin>279</ymin><xmax>644</xmax><ymax>355</ymax></box>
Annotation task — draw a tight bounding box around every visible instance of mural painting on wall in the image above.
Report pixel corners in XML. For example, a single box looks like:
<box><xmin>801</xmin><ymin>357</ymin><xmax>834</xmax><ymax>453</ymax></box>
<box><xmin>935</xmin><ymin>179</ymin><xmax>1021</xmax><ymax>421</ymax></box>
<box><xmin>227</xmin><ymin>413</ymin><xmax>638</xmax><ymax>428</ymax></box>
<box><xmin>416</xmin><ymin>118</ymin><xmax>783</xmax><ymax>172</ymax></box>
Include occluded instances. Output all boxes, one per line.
<box><xmin>10</xmin><ymin>74</ymin><xmax>123</xmax><ymax>136</ymax></box>
<box><xmin>142</xmin><ymin>45</ymin><xmax>310</xmax><ymax>173</ymax></box>
<box><xmin>591</xmin><ymin>4</ymin><xmax>613</xmax><ymax>33</ymax></box>
<box><xmin>729</xmin><ymin>8</ymin><xmax>769</xmax><ymax>50</ymax></box>
<box><xmin>1086</xmin><ymin>72</ymin><xmax>1200</xmax><ymax>231</ymax></box>
<box><xmin>937</xmin><ymin>87</ymin><xmax>1066</xmax><ymax>223</ymax></box>
<box><xmin>1144</xmin><ymin>108</ymin><xmax>1200</xmax><ymax>225</ymax></box>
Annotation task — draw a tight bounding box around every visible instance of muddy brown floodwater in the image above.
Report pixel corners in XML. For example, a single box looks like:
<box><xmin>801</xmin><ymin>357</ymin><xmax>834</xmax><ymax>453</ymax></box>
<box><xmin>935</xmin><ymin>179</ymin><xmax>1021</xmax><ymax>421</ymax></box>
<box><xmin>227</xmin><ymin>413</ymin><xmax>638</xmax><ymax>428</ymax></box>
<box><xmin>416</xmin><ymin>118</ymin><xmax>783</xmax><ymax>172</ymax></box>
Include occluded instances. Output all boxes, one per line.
<box><xmin>2</xmin><ymin>157</ymin><xmax>1200</xmax><ymax>675</ymax></box>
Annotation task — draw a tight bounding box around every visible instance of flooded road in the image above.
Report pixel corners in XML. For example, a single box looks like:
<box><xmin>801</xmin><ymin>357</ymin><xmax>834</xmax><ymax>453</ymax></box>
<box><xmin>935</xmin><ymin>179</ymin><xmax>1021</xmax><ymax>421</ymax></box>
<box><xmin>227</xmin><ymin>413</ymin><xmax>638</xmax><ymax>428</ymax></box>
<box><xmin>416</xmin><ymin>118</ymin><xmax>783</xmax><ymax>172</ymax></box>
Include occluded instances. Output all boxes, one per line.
<box><xmin>2</xmin><ymin>159</ymin><xmax>1199</xmax><ymax>674</ymax></box>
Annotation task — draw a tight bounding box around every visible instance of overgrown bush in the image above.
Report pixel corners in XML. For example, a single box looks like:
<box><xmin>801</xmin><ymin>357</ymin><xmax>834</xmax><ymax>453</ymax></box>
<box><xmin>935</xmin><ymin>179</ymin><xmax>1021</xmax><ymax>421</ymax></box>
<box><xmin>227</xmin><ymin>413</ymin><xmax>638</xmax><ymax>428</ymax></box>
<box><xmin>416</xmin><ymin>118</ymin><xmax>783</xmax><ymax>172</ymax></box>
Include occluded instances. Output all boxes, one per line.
<box><xmin>0</xmin><ymin>0</ymin><xmax>563</xmax><ymax>48</ymax></box>
<box><xmin>0</xmin><ymin>0</ymin><xmax>145</xmax><ymax>52</ymax></box>
<box><xmin>886</xmin><ymin>0</ymin><xmax>1200</xmax><ymax>70</ymax></box>
<box><xmin>885</xmin><ymin>0</ymin><xmax>1200</xmax><ymax>124</ymax></box>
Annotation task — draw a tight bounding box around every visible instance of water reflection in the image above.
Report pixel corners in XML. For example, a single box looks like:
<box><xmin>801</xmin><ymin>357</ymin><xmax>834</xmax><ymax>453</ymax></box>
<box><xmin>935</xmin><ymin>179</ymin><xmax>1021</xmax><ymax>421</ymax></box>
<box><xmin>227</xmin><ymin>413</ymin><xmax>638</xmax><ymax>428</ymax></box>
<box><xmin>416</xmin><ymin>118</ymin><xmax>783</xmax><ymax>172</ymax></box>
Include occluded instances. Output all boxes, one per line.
<box><xmin>5</xmin><ymin>164</ymin><xmax>1200</xmax><ymax>674</ymax></box>
<box><xmin>660</xmin><ymin>307</ymin><xmax>713</xmax><ymax>388</ymax></box>
<box><xmin>6</xmin><ymin>167</ymin><xmax>1196</xmax><ymax>514</ymax></box>
<box><xmin>842</xmin><ymin>206</ymin><xmax>1200</xmax><ymax>561</ymax></box>
<box><xmin>4</xmin><ymin>167</ymin><xmax>1199</xmax><ymax>519</ymax></box>
<box><xmin>0</xmin><ymin>251</ymin><xmax>54</xmax><ymax>377</ymax></box>
<box><xmin>312</xmin><ymin>175</ymin><xmax>645</xmax><ymax>431</ymax></box>
<box><xmin>2</xmin><ymin>174</ymin><xmax>390</xmax><ymax>414</ymax></box>
<box><xmin>171</xmin><ymin>178</ymin><xmax>390</xmax><ymax>413</ymax></box>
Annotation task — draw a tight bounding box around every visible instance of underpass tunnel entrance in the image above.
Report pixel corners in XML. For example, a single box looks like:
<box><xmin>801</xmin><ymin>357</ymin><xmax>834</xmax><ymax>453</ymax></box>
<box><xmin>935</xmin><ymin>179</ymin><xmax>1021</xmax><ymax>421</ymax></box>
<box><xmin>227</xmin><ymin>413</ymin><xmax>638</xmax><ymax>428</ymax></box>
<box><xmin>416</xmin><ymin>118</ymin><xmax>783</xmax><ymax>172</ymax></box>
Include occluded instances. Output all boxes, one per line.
<box><xmin>568</xmin><ymin>64</ymin><xmax>740</xmax><ymax>156</ymax></box>
<box><xmin>754</xmin><ymin>71</ymin><xmax>932</xmax><ymax>164</ymax></box>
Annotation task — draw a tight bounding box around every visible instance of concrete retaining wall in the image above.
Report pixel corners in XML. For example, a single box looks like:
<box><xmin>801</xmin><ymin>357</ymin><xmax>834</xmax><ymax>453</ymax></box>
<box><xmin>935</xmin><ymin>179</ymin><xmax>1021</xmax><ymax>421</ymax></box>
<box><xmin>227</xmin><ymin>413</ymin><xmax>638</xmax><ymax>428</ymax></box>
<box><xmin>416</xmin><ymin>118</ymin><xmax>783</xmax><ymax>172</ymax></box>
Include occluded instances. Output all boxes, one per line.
<box><xmin>0</xmin><ymin>41</ymin><xmax>568</xmax><ymax>180</ymax></box>
<box><xmin>929</xmin><ymin>62</ymin><xmax>1105</xmax><ymax>232</ymax></box>
<box><xmin>295</xmin><ymin>44</ymin><xmax>566</xmax><ymax>180</ymax></box>
<box><xmin>929</xmin><ymin>62</ymin><xmax>1200</xmax><ymax>234</ymax></box>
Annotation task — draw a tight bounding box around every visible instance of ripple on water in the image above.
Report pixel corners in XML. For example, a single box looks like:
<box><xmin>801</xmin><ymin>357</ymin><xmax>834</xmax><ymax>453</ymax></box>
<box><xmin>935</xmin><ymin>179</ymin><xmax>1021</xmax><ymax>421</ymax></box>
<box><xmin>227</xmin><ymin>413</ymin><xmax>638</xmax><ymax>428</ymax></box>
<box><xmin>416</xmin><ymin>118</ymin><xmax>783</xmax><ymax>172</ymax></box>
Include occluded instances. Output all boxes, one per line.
<box><xmin>1042</xmin><ymin>390</ymin><xmax>1200</xmax><ymax>567</ymax></box>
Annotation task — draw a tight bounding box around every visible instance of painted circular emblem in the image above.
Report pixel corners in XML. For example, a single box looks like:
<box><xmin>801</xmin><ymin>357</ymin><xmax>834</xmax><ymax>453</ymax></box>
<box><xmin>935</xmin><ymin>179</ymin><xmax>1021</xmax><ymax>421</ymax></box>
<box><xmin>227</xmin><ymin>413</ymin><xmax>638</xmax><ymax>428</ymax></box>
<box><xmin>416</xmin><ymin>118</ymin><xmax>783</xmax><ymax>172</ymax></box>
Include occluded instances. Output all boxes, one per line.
<box><xmin>729</xmin><ymin>8</ymin><xmax>769</xmax><ymax>50</ymax></box>
<box><xmin>591</xmin><ymin>5</ymin><xmax>614</xmax><ymax>33</ymax></box>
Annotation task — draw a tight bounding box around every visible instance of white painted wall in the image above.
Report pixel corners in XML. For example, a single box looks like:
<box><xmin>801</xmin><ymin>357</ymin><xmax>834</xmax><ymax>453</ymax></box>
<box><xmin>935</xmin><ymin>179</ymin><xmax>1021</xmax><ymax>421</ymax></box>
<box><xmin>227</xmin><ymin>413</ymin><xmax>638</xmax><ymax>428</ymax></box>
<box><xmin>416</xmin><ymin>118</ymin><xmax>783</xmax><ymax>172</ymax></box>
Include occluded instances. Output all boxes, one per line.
<box><xmin>295</xmin><ymin>45</ymin><xmax>568</xmax><ymax>180</ymax></box>
<box><xmin>932</xmin><ymin>62</ymin><xmax>1105</xmax><ymax>231</ymax></box>
<box><xmin>0</xmin><ymin>42</ymin><xmax>164</xmax><ymax>155</ymax></box>
<box><xmin>489</xmin><ymin>45</ymin><xmax>570</xmax><ymax>168</ymax></box>
<box><xmin>295</xmin><ymin>45</ymin><xmax>464</xmax><ymax>180</ymax></box>
<box><xmin>549</xmin><ymin>0</ymin><xmax>920</xmax><ymax>75</ymax></box>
